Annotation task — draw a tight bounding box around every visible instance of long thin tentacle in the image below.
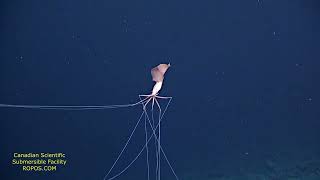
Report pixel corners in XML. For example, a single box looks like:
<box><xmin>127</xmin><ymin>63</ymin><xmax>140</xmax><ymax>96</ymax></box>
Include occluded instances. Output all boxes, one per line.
<box><xmin>103</xmin><ymin>111</ymin><xmax>145</xmax><ymax>180</ymax></box>
<box><xmin>155</xmin><ymin>98</ymin><xmax>162</xmax><ymax>180</ymax></box>
<box><xmin>144</xmin><ymin>112</ymin><xmax>150</xmax><ymax>180</ymax></box>
<box><xmin>146</xmin><ymin>97</ymin><xmax>179</xmax><ymax>180</ymax></box>
<box><xmin>151</xmin><ymin>96</ymin><xmax>159</xmax><ymax>179</ymax></box>
<box><xmin>105</xmin><ymin>97</ymin><xmax>173</xmax><ymax>180</ymax></box>
<box><xmin>140</xmin><ymin>96</ymin><xmax>150</xmax><ymax>180</ymax></box>
<box><xmin>0</xmin><ymin>97</ymin><xmax>149</xmax><ymax>110</ymax></box>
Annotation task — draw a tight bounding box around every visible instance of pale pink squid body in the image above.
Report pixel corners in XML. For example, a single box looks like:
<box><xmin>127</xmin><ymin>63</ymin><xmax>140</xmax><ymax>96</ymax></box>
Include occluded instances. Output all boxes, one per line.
<box><xmin>150</xmin><ymin>63</ymin><xmax>170</xmax><ymax>96</ymax></box>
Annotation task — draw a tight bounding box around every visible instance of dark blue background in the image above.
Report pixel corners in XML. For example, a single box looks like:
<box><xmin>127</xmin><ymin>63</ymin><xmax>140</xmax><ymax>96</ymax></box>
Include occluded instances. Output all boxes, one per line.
<box><xmin>1</xmin><ymin>0</ymin><xmax>319</xmax><ymax>179</ymax></box>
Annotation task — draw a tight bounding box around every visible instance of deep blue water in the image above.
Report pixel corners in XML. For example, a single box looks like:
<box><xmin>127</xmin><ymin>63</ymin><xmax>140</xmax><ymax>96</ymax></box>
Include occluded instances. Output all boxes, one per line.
<box><xmin>1</xmin><ymin>0</ymin><xmax>320</xmax><ymax>179</ymax></box>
